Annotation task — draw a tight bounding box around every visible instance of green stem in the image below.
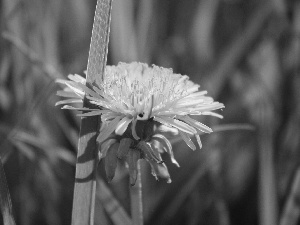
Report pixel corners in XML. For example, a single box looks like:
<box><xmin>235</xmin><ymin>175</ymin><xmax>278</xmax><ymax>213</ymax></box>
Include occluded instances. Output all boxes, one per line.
<box><xmin>130</xmin><ymin>161</ymin><xmax>144</xmax><ymax>225</ymax></box>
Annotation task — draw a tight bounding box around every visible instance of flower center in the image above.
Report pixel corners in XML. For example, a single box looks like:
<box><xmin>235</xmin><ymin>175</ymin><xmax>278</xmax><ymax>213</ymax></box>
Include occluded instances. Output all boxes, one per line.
<box><xmin>138</xmin><ymin>112</ymin><xmax>145</xmax><ymax>118</ymax></box>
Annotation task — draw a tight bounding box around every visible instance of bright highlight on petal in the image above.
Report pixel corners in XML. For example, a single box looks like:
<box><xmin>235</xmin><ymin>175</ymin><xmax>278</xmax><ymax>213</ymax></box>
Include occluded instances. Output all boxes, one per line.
<box><xmin>115</xmin><ymin>117</ymin><xmax>132</xmax><ymax>135</ymax></box>
<box><xmin>97</xmin><ymin>116</ymin><xmax>123</xmax><ymax>143</ymax></box>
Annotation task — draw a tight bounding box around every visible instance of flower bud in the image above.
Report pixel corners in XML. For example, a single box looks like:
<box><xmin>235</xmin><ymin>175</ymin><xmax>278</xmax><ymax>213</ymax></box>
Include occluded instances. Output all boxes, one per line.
<box><xmin>126</xmin><ymin>149</ymin><xmax>141</xmax><ymax>186</ymax></box>
<box><xmin>137</xmin><ymin>141</ymin><xmax>163</xmax><ymax>164</ymax></box>
<box><xmin>117</xmin><ymin>138</ymin><xmax>133</xmax><ymax>159</ymax></box>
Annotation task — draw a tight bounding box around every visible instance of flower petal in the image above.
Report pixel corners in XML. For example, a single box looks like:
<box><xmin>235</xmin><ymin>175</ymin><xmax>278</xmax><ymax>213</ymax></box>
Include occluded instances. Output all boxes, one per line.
<box><xmin>154</xmin><ymin>116</ymin><xmax>197</xmax><ymax>135</ymax></box>
<box><xmin>75</xmin><ymin>82</ymin><xmax>103</xmax><ymax>99</ymax></box>
<box><xmin>87</xmin><ymin>96</ymin><xmax>113</xmax><ymax>109</ymax></box>
<box><xmin>101</xmin><ymin>112</ymin><xmax>123</xmax><ymax>122</ymax></box>
<box><xmin>152</xmin><ymin>134</ymin><xmax>179</xmax><ymax>167</ymax></box>
<box><xmin>58</xmin><ymin>81</ymin><xmax>85</xmax><ymax>97</ymax></box>
<box><xmin>68</xmin><ymin>74</ymin><xmax>86</xmax><ymax>84</ymax></box>
<box><xmin>138</xmin><ymin>95</ymin><xmax>153</xmax><ymax>120</ymax></box>
<box><xmin>55</xmin><ymin>99</ymin><xmax>83</xmax><ymax>106</ymax></box>
<box><xmin>179</xmin><ymin>131</ymin><xmax>196</xmax><ymax>150</ymax></box>
<box><xmin>115</xmin><ymin>117</ymin><xmax>132</xmax><ymax>135</ymax></box>
<box><xmin>151</xmin><ymin>140</ymin><xmax>165</xmax><ymax>154</ymax></box>
<box><xmin>195</xmin><ymin>134</ymin><xmax>202</xmax><ymax>149</ymax></box>
<box><xmin>201</xmin><ymin>111</ymin><xmax>224</xmax><ymax>119</ymax></box>
<box><xmin>178</xmin><ymin>115</ymin><xmax>212</xmax><ymax>133</ymax></box>
<box><xmin>175</xmin><ymin>95</ymin><xmax>212</xmax><ymax>108</ymax></box>
<box><xmin>77</xmin><ymin>110</ymin><xmax>105</xmax><ymax>117</ymax></box>
<box><xmin>194</xmin><ymin>102</ymin><xmax>224</xmax><ymax>112</ymax></box>
<box><xmin>182</xmin><ymin>91</ymin><xmax>207</xmax><ymax>99</ymax></box>
<box><xmin>137</xmin><ymin>141</ymin><xmax>163</xmax><ymax>163</ymax></box>
<box><xmin>56</xmin><ymin>90</ymin><xmax>80</xmax><ymax>98</ymax></box>
<box><xmin>99</xmin><ymin>139</ymin><xmax>118</xmax><ymax>159</ymax></box>
<box><xmin>117</xmin><ymin>138</ymin><xmax>133</xmax><ymax>159</ymax></box>
<box><xmin>97</xmin><ymin>116</ymin><xmax>123</xmax><ymax>143</ymax></box>
<box><xmin>61</xmin><ymin>105</ymin><xmax>99</xmax><ymax>111</ymax></box>
<box><xmin>157</xmin><ymin>125</ymin><xmax>179</xmax><ymax>135</ymax></box>
<box><xmin>131</xmin><ymin>119</ymin><xmax>140</xmax><ymax>140</ymax></box>
<box><xmin>147</xmin><ymin>160</ymin><xmax>171</xmax><ymax>183</ymax></box>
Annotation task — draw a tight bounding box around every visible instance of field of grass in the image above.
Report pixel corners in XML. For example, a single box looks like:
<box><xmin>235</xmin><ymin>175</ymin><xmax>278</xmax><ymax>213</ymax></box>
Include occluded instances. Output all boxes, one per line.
<box><xmin>0</xmin><ymin>0</ymin><xmax>300</xmax><ymax>225</ymax></box>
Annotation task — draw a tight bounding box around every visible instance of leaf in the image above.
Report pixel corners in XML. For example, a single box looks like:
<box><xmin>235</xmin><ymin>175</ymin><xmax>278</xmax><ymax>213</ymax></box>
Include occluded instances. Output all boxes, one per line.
<box><xmin>96</xmin><ymin>179</ymin><xmax>132</xmax><ymax>225</ymax></box>
<box><xmin>0</xmin><ymin>157</ymin><xmax>16</xmax><ymax>225</ymax></box>
<box><xmin>105</xmin><ymin>142</ymin><xmax>119</xmax><ymax>182</ymax></box>
<box><xmin>126</xmin><ymin>149</ymin><xmax>141</xmax><ymax>186</ymax></box>
<box><xmin>99</xmin><ymin>139</ymin><xmax>118</xmax><ymax>159</ymax></box>
<box><xmin>117</xmin><ymin>138</ymin><xmax>133</xmax><ymax>159</ymax></box>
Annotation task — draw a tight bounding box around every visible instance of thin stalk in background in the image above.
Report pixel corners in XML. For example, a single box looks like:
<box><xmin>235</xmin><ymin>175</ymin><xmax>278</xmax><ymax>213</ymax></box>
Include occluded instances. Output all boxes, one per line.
<box><xmin>130</xmin><ymin>161</ymin><xmax>144</xmax><ymax>225</ymax></box>
<box><xmin>258</xmin><ymin>106</ymin><xmax>278</xmax><ymax>225</ymax></box>
<box><xmin>280</xmin><ymin>168</ymin><xmax>300</xmax><ymax>225</ymax></box>
<box><xmin>0</xmin><ymin>157</ymin><xmax>16</xmax><ymax>225</ymax></box>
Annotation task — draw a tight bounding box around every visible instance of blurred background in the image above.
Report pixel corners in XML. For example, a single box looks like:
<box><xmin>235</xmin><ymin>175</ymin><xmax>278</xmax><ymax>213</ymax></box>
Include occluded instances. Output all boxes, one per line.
<box><xmin>1</xmin><ymin>0</ymin><xmax>300</xmax><ymax>224</ymax></box>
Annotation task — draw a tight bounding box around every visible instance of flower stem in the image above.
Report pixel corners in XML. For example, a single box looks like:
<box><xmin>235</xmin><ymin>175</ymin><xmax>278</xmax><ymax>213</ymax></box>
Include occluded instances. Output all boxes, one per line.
<box><xmin>130</xmin><ymin>161</ymin><xmax>144</xmax><ymax>225</ymax></box>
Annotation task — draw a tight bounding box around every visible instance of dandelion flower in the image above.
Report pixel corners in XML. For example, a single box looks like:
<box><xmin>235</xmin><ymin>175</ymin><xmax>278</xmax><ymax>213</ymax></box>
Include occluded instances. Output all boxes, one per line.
<box><xmin>56</xmin><ymin>62</ymin><xmax>224</xmax><ymax>184</ymax></box>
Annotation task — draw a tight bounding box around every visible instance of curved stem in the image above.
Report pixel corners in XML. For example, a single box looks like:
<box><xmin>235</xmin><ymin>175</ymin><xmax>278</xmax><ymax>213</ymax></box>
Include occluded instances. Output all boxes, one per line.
<box><xmin>130</xmin><ymin>161</ymin><xmax>144</xmax><ymax>225</ymax></box>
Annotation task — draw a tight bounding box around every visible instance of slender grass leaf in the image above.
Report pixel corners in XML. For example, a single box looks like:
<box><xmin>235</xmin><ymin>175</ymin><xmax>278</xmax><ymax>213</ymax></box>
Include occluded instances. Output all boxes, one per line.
<box><xmin>0</xmin><ymin>157</ymin><xmax>16</xmax><ymax>225</ymax></box>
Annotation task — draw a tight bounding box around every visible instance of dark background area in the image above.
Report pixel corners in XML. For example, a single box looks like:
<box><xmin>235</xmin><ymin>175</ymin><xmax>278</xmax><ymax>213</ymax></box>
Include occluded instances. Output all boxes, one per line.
<box><xmin>0</xmin><ymin>0</ymin><xmax>300</xmax><ymax>224</ymax></box>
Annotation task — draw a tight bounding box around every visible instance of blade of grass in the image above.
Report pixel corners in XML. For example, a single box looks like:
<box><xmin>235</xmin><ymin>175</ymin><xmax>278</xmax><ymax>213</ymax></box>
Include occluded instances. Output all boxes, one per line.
<box><xmin>150</xmin><ymin>152</ymin><xmax>216</xmax><ymax>225</ymax></box>
<box><xmin>170</xmin><ymin>123</ymin><xmax>255</xmax><ymax>145</ymax></box>
<box><xmin>96</xmin><ymin>178</ymin><xmax>132</xmax><ymax>225</ymax></box>
<box><xmin>279</xmin><ymin>168</ymin><xmax>300</xmax><ymax>225</ymax></box>
<box><xmin>110</xmin><ymin>0</ymin><xmax>138</xmax><ymax>63</ymax></box>
<box><xmin>2</xmin><ymin>32</ymin><xmax>63</xmax><ymax>80</ymax></box>
<box><xmin>0</xmin><ymin>157</ymin><xmax>16</xmax><ymax>225</ymax></box>
<box><xmin>130</xmin><ymin>161</ymin><xmax>143</xmax><ymax>225</ymax></box>
<box><xmin>137</xmin><ymin>0</ymin><xmax>153</xmax><ymax>62</ymax></box>
<box><xmin>212</xmin><ymin>124</ymin><xmax>255</xmax><ymax>132</ymax></box>
<box><xmin>205</xmin><ymin>0</ymin><xmax>274</xmax><ymax>98</ymax></box>
<box><xmin>71</xmin><ymin>1</ymin><xmax>112</xmax><ymax>225</ymax></box>
<box><xmin>258</xmin><ymin>106</ymin><xmax>278</xmax><ymax>225</ymax></box>
<box><xmin>0</xmin><ymin>80</ymin><xmax>57</xmax><ymax>161</ymax></box>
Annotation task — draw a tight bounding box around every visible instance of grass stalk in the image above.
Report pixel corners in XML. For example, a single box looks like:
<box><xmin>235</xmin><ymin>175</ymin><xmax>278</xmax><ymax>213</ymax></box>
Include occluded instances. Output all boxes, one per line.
<box><xmin>258</xmin><ymin>107</ymin><xmax>278</xmax><ymax>225</ymax></box>
<box><xmin>0</xmin><ymin>157</ymin><xmax>16</xmax><ymax>225</ymax></box>
<box><xmin>130</xmin><ymin>161</ymin><xmax>144</xmax><ymax>225</ymax></box>
<box><xmin>279</xmin><ymin>168</ymin><xmax>300</xmax><ymax>225</ymax></box>
<box><xmin>71</xmin><ymin>0</ymin><xmax>112</xmax><ymax>225</ymax></box>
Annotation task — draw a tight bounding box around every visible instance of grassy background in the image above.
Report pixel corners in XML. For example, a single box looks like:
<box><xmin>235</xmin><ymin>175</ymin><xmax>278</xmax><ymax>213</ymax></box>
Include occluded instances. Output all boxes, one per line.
<box><xmin>1</xmin><ymin>0</ymin><xmax>300</xmax><ymax>224</ymax></box>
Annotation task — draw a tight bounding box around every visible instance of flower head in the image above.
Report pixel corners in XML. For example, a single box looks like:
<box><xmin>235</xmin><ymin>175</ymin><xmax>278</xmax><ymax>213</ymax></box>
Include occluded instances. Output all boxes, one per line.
<box><xmin>56</xmin><ymin>62</ymin><xmax>224</xmax><ymax>184</ymax></box>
